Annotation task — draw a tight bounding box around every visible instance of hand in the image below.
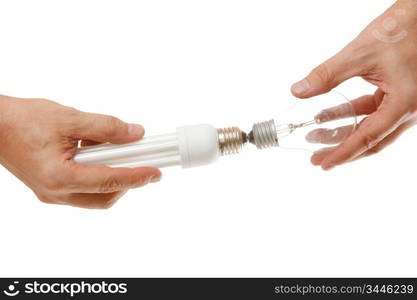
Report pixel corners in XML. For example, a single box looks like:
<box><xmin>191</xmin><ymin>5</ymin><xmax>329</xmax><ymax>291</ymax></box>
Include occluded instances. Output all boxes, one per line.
<box><xmin>0</xmin><ymin>95</ymin><xmax>161</xmax><ymax>209</ymax></box>
<box><xmin>291</xmin><ymin>0</ymin><xmax>417</xmax><ymax>170</ymax></box>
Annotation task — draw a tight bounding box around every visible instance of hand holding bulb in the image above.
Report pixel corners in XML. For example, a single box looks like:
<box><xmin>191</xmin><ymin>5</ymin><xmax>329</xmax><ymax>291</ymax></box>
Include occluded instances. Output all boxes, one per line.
<box><xmin>291</xmin><ymin>0</ymin><xmax>417</xmax><ymax>170</ymax></box>
<box><xmin>0</xmin><ymin>96</ymin><xmax>161</xmax><ymax>209</ymax></box>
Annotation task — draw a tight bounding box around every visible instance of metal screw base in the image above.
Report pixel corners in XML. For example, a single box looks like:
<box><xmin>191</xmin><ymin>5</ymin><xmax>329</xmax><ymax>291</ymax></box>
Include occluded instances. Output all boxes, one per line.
<box><xmin>248</xmin><ymin>119</ymin><xmax>278</xmax><ymax>149</ymax></box>
<box><xmin>217</xmin><ymin>127</ymin><xmax>247</xmax><ymax>155</ymax></box>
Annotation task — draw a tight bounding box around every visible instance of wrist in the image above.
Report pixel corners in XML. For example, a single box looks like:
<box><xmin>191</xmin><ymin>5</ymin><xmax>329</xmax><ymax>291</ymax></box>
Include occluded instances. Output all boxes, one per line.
<box><xmin>0</xmin><ymin>95</ymin><xmax>14</xmax><ymax>137</ymax></box>
<box><xmin>380</xmin><ymin>0</ymin><xmax>417</xmax><ymax>35</ymax></box>
<box><xmin>0</xmin><ymin>96</ymin><xmax>6</xmax><ymax>131</ymax></box>
<box><xmin>396</xmin><ymin>0</ymin><xmax>417</xmax><ymax>17</ymax></box>
<box><xmin>397</xmin><ymin>0</ymin><xmax>415</xmax><ymax>6</ymax></box>
<box><xmin>0</xmin><ymin>96</ymin><xmax>7</xmax><ymax>159</ymax></box>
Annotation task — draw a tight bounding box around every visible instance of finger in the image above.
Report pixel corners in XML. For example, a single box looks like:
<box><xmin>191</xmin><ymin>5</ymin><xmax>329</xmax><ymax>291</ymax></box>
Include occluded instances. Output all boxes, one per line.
<box><xmin>350</xmin><ymin>89</ymin><xmax>384</xmax><ymax>116</ymax></box>
<box><xmin>35</xmin><ymin>193</ymin><xmax>61</xmax><ymax>205</ymax></box>
<box><xmin>291</xmin><ymin>45</ymin><xmax>362</xmax><ymax>98</ymax></box>
<box><xmin>311</xmin><ymin>117</ymin><xmax>416</xmax><ymax>167</ymax></box>
<box><xmin>354</xmin><ymin>118</ymin><xmax>416</xmax><ymax>160</ymax></box>
<box><xmin>315</xmin><ymin>103</ymin><xmax>357</xmax><ymax>124</ymax></box>
<box><xmin>320</xmin><ymin>99</ymin><xmax>404</xmax><ymax>170</ymax></box>
<box><xmin>65</xmin><ymin>190</ymin><xmax>128</xmax><ymax>209</ymax></box>
<box><xmin>314</xmin><ymin>89</ymin><xmax>384</xmax><ymax>123</ymax></box>
<box><xmin>306</xmin><ymin>125</ymin><xmax>354</xmax><ymax>144</ymax></box>
<box><xmin>69</xmin><ymin>111</ymin><xmax>145</xmax><ymax>144</ymax></box>
<box><xmin>66</xmin><ymin>163</ymin><xmax>162</xmax><ymax>193</ymax></box>
<box><xmin>311</xmin><ymin>147</ymin><xmax>337</xmax><ymax>166</ymax></box>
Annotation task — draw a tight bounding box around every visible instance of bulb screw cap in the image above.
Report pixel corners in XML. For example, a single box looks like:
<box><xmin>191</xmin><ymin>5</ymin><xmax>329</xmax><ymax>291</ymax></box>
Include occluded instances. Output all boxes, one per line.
<box><xmin>248</xmin><ymin>119</ymin><xmax>279</xmax><ymax>149</ymax></box>
<box><xmin>217</xmin><ymin>127</ymin><xmax>247</xmax><ymax>155</ymax></box>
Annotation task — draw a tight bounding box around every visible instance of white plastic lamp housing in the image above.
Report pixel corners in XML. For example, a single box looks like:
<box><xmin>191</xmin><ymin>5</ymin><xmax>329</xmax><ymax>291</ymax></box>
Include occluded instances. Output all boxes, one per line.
<box><xmin>74</xmin><ymin>124</ymin><xmax>223</xmax><ymax>169</ymax></box>
<box><xmin>176</xmin><ymin>125</ymin><xmax>220</xmax><ymax>168</ymax></box>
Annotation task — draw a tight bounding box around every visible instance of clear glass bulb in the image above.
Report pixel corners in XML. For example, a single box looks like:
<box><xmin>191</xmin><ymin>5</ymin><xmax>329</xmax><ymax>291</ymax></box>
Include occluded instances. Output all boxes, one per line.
<box><xmin>249</xmin><ymin>91</ymin><xmax>357</xmax><ymax>152</ymax></box>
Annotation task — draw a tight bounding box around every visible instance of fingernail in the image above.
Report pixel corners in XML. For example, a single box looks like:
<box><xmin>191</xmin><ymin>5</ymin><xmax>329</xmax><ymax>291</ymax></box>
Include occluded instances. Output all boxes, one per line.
<box><xmin>314</xmin><ymin>110</ymin><xmax>331</xmax><ymax>123</ymax></box>
<box><xmin>291</xmin><ymin>78</ymin><xmax>311</xmax><ymax>95</ymax></box>
<box><xmin>310</xmin><ymin>153</ymin><xmax>323</xmax><ymax>166</ymax></box>
<box><xmin>128</xmin><ymin>124</ymin><xmax>144</xmax><ymax>137</ymax></box>
<box><xmin>305</xmin><ymin>130</ymin><xmax>321</xmax><ymax>143</ymax></box>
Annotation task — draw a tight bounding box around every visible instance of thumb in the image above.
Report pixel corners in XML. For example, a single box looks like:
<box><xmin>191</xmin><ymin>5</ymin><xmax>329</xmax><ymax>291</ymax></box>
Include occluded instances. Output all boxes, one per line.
<box><xmin>291</xmin><ymin>47</ymin><xmax>360</xmax><ymax>99</ymax></box>
<box><xmin>71</xmin><ymin>112</ymin><xmax>145</xmax><ymax>144</ymax></box>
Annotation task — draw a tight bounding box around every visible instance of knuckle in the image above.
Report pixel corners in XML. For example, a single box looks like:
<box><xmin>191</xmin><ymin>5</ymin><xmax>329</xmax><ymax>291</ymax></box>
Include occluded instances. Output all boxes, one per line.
<box><xmin>312</xmin><ymin>63</ymin><xmax>335</xmax><ymax>86</ymax></box>
<box><xmin>63</xmin><ymin>108</ymin><xmax>84</xmax><ymax>132</ymax></box>
<box><xmin>131</xmin><ymin>173</ymin><xmax>151</xmax><ymax>188</ymax></box>
<box><xmin>60</xmin><ymin>170</ymin><xmax>80</xmax><ymax>192</ymax></box>
<box><xmin>37</xmin><ymin>98</ymin><xmax>58</xmax><ymax>106</ymax></box>
<box><xmin>103</xmin><ymin>116</ymin><xmax>125</xmax><ymax>137</ymax></box>
<box><xmin>366</xmin><ymin>145</ymin><xmax>383</xmax><ymax>156</ymax></box>
<box><xmin>102</xmin><ymin>199</ymin><xmax>116</xmax><ymax>209</ymax></box>
<box><xmin>37</xmin><ymin>195</ymin><xmax>55</xmax><ymax>204</ymax></box>
<box><xmin>43</xmin><ymin>179</ymin><xmax>62</xmax><ymax>191</ymax></box>
<box><xmin>99</xmin><ymin>177</ymin><xmax>124</xmax><ymax>193</ymax></box>
<box><xmin>363</xmin><ymin>133</ymin><xmax>379</xmax><ymax>150</ymax></box>
<box><xmin>40</xmin><ymin>168</ymin><xmax>65</xmax><ymax>192</ymax></box>
<box><xmin>64</xmin><ymin>106</ymin><xmax>78</xmax><ymax>115</ymax></box>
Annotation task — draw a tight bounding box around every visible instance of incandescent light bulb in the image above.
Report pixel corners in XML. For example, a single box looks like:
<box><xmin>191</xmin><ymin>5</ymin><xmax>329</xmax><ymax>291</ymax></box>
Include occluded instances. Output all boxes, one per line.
<box><xmin>248</xmin><ymin>91</ymin><xmax>357</xmax><ymax>153</ymax></box>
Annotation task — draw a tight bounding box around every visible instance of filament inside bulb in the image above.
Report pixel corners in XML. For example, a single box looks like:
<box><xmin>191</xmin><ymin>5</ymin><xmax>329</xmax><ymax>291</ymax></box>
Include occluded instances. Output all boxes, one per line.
<box><xmin>276</xmin><ymin>119</ymin><xmax>316</xmax><ymax>139</ymax></box>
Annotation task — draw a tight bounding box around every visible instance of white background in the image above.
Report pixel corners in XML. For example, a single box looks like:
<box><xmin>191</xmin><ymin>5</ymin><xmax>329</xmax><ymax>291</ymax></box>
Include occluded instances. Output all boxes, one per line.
<box><xmin>1</xmin><ymin>0</ymin><xmax>415</xmax><ymax>277</ymax></box>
